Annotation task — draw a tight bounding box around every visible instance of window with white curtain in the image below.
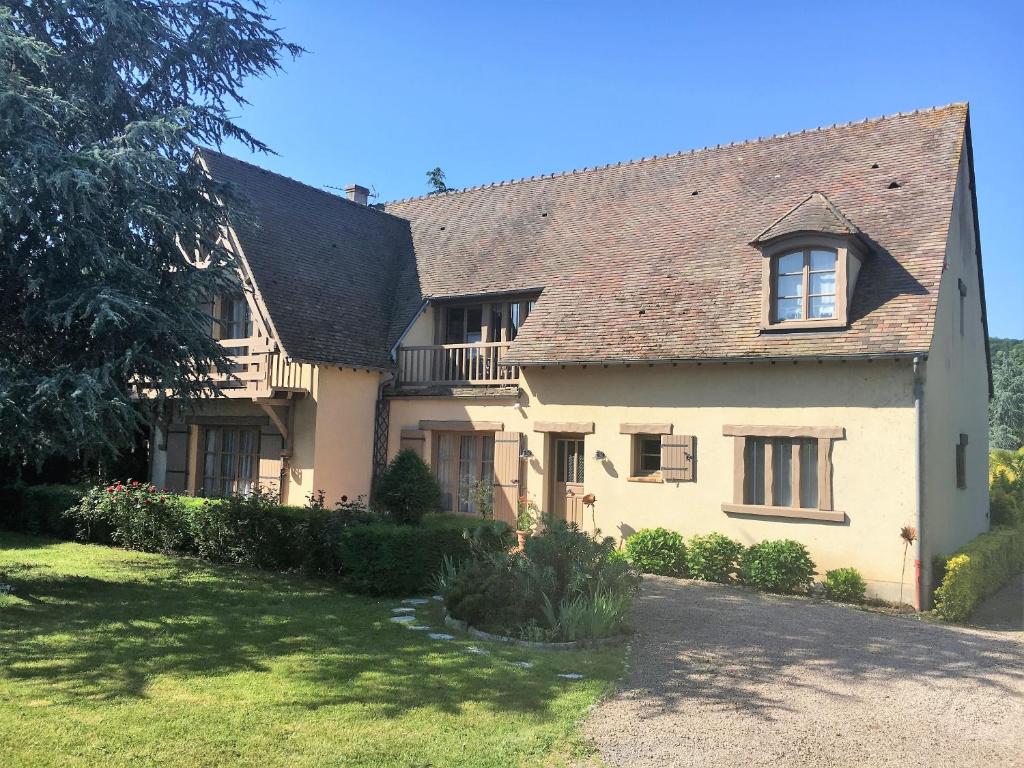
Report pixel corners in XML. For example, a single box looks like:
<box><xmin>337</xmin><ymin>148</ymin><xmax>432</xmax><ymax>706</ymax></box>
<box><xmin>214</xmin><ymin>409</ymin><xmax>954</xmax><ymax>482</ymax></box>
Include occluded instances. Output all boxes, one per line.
<box><xmin>201</xmin><ymin>427</ymin><xmax>259</xmax><ymax>496</ymax></box>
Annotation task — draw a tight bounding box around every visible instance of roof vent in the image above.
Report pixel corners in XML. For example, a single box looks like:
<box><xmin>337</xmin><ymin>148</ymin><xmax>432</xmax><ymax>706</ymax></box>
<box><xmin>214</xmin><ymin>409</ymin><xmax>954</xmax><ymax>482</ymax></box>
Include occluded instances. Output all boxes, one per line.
<box><xmin>345</xmin><ymin>184</ymin><xmax>369</xmax><ymax>205</ymax></box>
<box><xmin>887</xmin><ymin>180</ymin><xmax>901</xmax><ymax>190</ymax></box>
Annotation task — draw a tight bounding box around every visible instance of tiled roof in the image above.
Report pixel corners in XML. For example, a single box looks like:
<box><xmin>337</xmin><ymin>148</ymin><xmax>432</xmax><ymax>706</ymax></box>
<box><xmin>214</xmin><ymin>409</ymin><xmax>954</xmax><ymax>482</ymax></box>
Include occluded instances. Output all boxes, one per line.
<box><xmin>383</xmin><ymin>103</ymin><xmax>970</xmax><ymax>364</ymax></box>
<box><xmin>198</xmin><ymin>149</ymin><xmax>414</xmax><ymax>369</ymax></box>
<box><xmin>202</xmin><ymin>104</ymin><xmax>972</xmax><ymax>368</ymax></box>
<box><xmin>750</xmin><ymin>191</ymin><xmax>860</xmax><ymax>245</ymax></box>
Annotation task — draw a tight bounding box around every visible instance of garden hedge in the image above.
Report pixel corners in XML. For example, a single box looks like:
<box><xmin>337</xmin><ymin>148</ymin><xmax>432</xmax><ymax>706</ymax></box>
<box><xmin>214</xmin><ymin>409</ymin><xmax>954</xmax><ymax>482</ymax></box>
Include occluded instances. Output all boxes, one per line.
<box><xmin>0</xmin><ymin>482</ymin><xmax>507</xmax><ymax>595</ymax></box>
<box><xmin>933</xmin><ymin>524</ymin><xmax>1024</xmax><ymax>621</ymax></box>
<box><xmin>340</xmin><ymin>515</ymin><xmax>511</xmax><ymax>596</ymax></box>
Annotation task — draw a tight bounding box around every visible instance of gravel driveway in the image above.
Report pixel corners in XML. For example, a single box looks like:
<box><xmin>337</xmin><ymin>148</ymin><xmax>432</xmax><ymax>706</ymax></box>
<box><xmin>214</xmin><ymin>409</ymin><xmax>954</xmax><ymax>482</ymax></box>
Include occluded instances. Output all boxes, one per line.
<box><xmin>586</xmin><ymin>577</ymin><xmax>1024</xmax><ymax>768</ymax></box>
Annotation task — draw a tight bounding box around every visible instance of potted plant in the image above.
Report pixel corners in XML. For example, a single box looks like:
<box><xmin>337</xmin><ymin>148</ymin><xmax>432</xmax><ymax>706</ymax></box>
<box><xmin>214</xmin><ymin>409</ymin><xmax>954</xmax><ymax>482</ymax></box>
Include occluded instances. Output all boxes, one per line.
<box><xmin>516</xmin><ymin>496</ymin><xmax>540</xmax><ymax>549</ymax></box>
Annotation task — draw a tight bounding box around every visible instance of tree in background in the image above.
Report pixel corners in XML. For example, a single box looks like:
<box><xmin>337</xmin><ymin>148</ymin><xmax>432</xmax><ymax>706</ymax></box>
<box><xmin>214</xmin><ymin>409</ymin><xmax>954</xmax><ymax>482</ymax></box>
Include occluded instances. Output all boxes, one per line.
<box><xmin>0</xmin><ymin>1</ymin><xmax>301</xmax><ymax>467</ymax></box>
<box><xmin>989</xmin><ymin>339</ymin><xmax>1024</xmax><ymax>451</ymax></box>
<box><xmin>426</xmin><ymin>166</ymin><xmax>450</xmax><ymax>194</ymax></box>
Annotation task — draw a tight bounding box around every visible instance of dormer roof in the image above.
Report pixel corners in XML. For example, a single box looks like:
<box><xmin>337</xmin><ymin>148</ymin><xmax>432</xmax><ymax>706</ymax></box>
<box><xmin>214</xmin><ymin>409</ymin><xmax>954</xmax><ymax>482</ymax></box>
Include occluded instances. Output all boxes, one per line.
<box><xmin>750</xmin><ymin>191</ymin><xmax>861</xmax><ymax>246</ymax></box>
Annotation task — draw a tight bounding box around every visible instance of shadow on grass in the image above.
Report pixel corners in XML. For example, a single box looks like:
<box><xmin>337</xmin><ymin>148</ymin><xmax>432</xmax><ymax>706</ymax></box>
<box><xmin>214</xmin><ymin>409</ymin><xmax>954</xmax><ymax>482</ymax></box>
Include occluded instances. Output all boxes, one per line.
<box><xmin>617</xmin><ymin>577</ymin><xmax>1024</xmax><ymax>723</ymax></box>
<box><xmin>0</xmin><ymin>542</ymin><xmax>583</xmax><ymax>719</ymax></box>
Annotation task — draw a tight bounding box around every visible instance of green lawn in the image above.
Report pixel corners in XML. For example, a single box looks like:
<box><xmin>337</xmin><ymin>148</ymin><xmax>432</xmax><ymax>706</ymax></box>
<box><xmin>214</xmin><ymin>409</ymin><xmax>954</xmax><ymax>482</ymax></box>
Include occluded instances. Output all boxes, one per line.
<box><xmin>0</xmin><ymin>532</ymin><xmax>624</xmax><ymax>767</ymax></box>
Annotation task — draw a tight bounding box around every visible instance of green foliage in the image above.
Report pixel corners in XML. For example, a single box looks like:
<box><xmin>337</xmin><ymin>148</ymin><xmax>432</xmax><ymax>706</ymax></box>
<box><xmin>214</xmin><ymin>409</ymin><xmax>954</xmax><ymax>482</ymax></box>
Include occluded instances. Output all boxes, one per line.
<box><xmin>374</xmin><ymin>449</ymin><xmax>442</xmax><ymax>525</ymax></box>
<box><xmin>989</xmin><ymin>450</ymin><xmax>1024</xmax><ymax>527</ymax></box>
<box><xmin>739</xmin><ymin>539</ymin><xmax>817</xmax><ymax>593</ymax></box>
<box><xmin>989</xmin><ymin>339</ymin><xmax>1024</xmax><ymax>450</ymax></box>
<box><xmin>0</xmin><ymin>1</ymin><xmax>302</xmax><ymax>465</ymax></box>
<box><xmin>339</xmin><ymin>515</ymin><xmax>510</xmax><ymax>596</ymax></box>
<box><xmin>442</xmin><ymin>522</ymin><xmax>640</xmax><ymax>642</ymax></box>
<box><xmin>72</xmin><ymin>480</ymin><xmax>190</xmax><ymax>552</ymax></box>
<box><xmin>624</xmin><ymin>527</ymin><xmax>687</xmax><ymax>576</ymax></box>
<box><xmin>934</xmin><ymin>526</ymin><xmax>1024</xmax><ymax>621</ymax></box>
<box><xmin>0</xmin><ymin>483</ymin><xmax>83</xmax><ymax>538</ymax></box>
<box><xmin>823</xmin><ymin>567</ymin><xmax>867</xmax><ymax>603</ymax></box>
<box><xmin>686</xmin><ymin>532</ymin><xmax>744</xmax><ymax>583</ymax></box>
<box><xmin>426</xmin><ymin>166</ymin><xmax>450</xmax><ymax>194</ymax></box>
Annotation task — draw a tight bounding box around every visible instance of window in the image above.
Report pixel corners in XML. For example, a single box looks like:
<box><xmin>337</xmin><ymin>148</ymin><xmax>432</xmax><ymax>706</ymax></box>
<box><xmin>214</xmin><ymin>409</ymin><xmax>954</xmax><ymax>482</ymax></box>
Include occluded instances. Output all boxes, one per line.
<box><xmin>632</xmin><ymin>435</ymin><xmax>662</xmax><ymax>477</ymax></box>
<box><xmin>441</xmin><ymin>299</ymin><xmax>535</xmax><ymax>344</ymax></box>
<box><xmin>956</xmin><ymin>433</ymin><xmax>968</xmax><ymax>489</ymax></box>
<box><xmin>201</xmin><ymin>427</ymin><xmax>259</xmax><ymax>496</ymax></box>
<box><xmin>774</xmin><ymin>249</ymin><xmax>837</xmax><ymax>322</ymax></box>
<box><xmin>723</xmin><ymin>425</ymin><xmax>844</xmax><ymax>522</ymax></box>
<box><xmin>743</xmin><ymin>437</ymin><xmax>818</xmax><ymax>508</ymax></box>
<box><xmin>555</xmin><ymin>438</ymin><xmax>585</xmax><ymax>484</ymax></box>
<box><xmin>218</xmin><ymin>296</ymin><xmax>252</xmax><ymax>340</ymax></box>
<box><xmin>958</xmin><ymin>279</ymin><xmax>967</xmax><ymax>337</ymax></box>
<box><xmin>433</xmin><ymin>432</ymin><xmax>495</xmax><ymax>513</ymax></box>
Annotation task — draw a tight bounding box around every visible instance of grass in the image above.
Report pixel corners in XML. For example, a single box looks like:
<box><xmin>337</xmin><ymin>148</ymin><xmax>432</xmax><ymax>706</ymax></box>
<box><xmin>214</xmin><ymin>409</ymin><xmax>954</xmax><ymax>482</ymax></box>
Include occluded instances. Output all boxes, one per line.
<box><xmin>0</xmin><ymin>532</ymin><xmax>625</xmax><ymax>767</ymax></box>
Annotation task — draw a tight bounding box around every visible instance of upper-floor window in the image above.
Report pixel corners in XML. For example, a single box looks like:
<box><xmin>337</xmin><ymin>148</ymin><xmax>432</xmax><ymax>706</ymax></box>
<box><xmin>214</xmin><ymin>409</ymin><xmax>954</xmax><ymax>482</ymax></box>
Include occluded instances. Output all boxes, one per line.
<box><xmin>774</xmin><ymin>249</ymin><xmax>838</xmax><ymax>323</ymax></box>
<box><xmin>440</xmin><ymin>298</ymin><xmax>536</xmax><ymax>345</ymax></box>
<box><xmin>218</xmin><ymin>296</ymin><xmax>252</xmax><ymax>341</ymax></box>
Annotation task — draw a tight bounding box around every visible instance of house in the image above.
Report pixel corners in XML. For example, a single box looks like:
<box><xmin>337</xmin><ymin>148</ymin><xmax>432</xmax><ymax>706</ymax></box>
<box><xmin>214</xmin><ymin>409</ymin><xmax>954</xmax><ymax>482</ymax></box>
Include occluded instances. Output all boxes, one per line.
<box><xmin>149</xmin><ymin>103</ymin><xmax>991</xmax><ymax>608</ymax></box>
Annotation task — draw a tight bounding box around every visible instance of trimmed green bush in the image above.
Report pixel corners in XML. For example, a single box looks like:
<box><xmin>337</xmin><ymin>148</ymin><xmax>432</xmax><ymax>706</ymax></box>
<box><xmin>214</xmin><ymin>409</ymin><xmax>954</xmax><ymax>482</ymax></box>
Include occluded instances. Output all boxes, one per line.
<box><xmin>0</xmin><ymin>483</ymin><xmax>83</xmax><ymax>538</ymax></box>
<box><xmin>823</xmin><ymin>567</ymin><xmax>867</xmax><ymax>603</ymax></box>
<box><xmin>340</xmin><ymin>514</ymin><xmax>511</xmax><ymax>596</ymax></box>
<box><xmin>686</xmin><ymin>532</ymin><xmax>743</xmax><ymax>583</ymax></box>
<box><xmin>624</xmin><ymin>527</ymin><xmax>687</xmax><ymax>576</ymax></box>
<box><xmin>373</xmin><ymin>449</ymin><xmax>442</xmax><ymax>525</ymax></box>
<box><xmin>934</xmin><ymin>525</ymin><xmax>1024</xmax><ymax>621</ymax></box>
<box><xmin>739</xmin><ymin>539</ymin><xmax>816</xmax><ymax>593</ymax></box>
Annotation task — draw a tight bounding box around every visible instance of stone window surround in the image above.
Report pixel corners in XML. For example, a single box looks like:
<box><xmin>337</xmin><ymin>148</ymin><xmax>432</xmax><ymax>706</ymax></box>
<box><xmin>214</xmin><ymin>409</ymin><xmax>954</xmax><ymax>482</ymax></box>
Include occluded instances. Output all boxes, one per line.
<box><xmin>722</xmin><ymin>425</ymin><xmax>845</xmax><ymax>522</ymax></box>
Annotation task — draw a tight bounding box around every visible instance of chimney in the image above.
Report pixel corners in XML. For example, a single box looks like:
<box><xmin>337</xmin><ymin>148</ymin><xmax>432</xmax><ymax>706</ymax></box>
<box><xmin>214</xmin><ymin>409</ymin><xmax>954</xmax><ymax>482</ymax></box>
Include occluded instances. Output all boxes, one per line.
<box><xmin>345</xmin><ymin>184</ymin><xmax>369</xmax><ymax>205</ymax></box>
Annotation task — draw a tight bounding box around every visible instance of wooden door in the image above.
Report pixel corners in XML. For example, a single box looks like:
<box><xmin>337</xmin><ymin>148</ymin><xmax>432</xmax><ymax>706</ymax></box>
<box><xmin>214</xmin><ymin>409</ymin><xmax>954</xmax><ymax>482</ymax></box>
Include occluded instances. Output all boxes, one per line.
<box><xmin>552</xmin><ymin>436</ymin><xmax>585</xmax><ymax>526</ymax></box>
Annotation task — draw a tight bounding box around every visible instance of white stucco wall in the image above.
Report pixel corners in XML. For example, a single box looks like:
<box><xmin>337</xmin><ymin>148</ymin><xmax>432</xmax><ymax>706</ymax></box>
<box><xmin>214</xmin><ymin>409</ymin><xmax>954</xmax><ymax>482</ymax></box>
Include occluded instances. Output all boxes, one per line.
<box><xmin>920</xmin><ymin>142</ymin><xmax>990</xmax><ymax>580</ymax></box>
<box><xmin>388</xmin><ymin>360</ymin><xmax>919</xmax><ymax>601</ymax></box>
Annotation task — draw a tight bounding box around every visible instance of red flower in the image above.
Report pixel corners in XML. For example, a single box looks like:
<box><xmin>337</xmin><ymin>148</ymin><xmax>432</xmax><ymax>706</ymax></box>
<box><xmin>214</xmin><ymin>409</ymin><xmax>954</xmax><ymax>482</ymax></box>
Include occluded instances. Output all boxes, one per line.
<box><xmin>341</xmin><ymin>495</ymin><xmax>348</xmax><ymax>503</ymax></box>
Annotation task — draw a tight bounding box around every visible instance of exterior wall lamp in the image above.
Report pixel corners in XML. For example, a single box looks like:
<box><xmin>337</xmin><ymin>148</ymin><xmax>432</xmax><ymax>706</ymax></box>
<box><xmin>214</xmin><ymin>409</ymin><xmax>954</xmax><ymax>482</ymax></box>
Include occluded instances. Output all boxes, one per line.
<box><xmin>519</xmin><ymin>448</ymin><xmax>534</xmax><ymax>460</ymax></box>
<box><xmin>594</xmin><ymin>450</ymin><xmax>607</xmax><ymax>460</ymax></box>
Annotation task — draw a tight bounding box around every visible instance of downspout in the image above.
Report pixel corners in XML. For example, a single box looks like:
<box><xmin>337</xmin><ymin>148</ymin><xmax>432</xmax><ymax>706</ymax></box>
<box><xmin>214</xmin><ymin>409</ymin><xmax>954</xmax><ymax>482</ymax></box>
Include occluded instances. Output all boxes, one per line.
<box><xmin>912</xmin><ymin>355</ymin><xmax>925</xmax><ymax>610</ymax></box>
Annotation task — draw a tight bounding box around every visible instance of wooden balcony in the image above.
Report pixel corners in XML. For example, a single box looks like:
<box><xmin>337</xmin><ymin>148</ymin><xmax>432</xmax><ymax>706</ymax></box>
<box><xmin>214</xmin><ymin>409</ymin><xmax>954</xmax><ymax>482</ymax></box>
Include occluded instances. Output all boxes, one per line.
<box><xmin>396</xmin><ymin>342</ymin><xmax>520</xmax><ymax>388</ymax></box>
<box><xmin>212</xmin><ymin>337</ymin><xmax>312</xmax><ymax>398</ymax></box>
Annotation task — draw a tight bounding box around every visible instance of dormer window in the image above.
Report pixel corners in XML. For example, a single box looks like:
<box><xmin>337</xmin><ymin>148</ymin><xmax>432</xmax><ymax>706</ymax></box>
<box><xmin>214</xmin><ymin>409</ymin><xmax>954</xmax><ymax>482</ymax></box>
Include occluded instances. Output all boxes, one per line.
<box><xmin>751</xmin><ymin>192</ymin><xmax>870</xmax><ymax>331</ymax></box>
<box><xmin>774</xmin><ymin>248</ymin><xmax>838</xmax><ymax>322</ymax></box>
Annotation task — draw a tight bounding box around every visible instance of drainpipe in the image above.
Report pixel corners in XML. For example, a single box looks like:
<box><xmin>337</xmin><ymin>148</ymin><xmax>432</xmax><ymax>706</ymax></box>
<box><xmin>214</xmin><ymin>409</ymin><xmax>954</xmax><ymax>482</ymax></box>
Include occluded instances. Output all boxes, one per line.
<box><xmin>912</xmin><ymin>355</ymin><xmax>925</xmax><ymax>611</ymax></box>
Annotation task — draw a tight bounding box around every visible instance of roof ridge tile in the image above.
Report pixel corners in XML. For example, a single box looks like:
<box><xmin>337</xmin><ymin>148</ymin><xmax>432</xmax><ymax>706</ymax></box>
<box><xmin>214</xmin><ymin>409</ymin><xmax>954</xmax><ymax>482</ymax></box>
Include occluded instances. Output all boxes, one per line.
<box><xmin>382</xmin><ymin>103</ymin><xmax>966</xmax><ymax>206</ymax></box>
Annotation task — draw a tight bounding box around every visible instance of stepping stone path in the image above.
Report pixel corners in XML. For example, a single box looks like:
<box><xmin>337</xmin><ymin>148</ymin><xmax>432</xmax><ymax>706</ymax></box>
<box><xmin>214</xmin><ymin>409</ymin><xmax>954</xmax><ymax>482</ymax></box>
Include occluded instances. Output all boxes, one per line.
<box><xmin>389</xmin><ymin>615</ymin><xmax>416</xmax><ymax>623</ymax></box>
<box><xmin>428</xmin><ymin>633</ymin><xmax>455</xmax><ymax>641</ymax></box>
<box><xmin>432</xmin><ymin>595</ymin><xmax>444</xmax><ymax>601</ymax></box>
<box><xmin>465</xmin><ymin>646</ymin><xmax>489</xmax><ymax>655</ymax></box>
<box><xmin>401</xmin><ymin>598</ymin><xmax>430</xmax><ymax>605</ymax></box>
<box><xmin>557</xmin><ymin>673</ymin><xmax>585</xmax><ymax>680</ymax></box>
<box><xmin>510</xmin><ymin>661</ymin><xmax>534</xmax><ymax>669</ymax></box>
<box><xmin>406</xmin><ymin>625</ymin><xmax>430</xmax><ymax>631</ymax></box>
<box><xmin>391</xmin><ymin>607</ymin><xmax>416</xmax><ymax>614</ymax></box>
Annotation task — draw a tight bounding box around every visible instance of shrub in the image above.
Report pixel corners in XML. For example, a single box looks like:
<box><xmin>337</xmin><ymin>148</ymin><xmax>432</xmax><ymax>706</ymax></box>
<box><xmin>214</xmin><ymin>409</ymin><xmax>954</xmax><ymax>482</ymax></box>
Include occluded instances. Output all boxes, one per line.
<box><xmin>0</xmin><ymin>483</ymin><xmax>83</xmax><ymax>538</ymax></box>
<box><xmin>933</xmin><ymin>525</ymin><xmax>1024</xmax><ymax>621</ymax></box>
<box><xmin>71</xmin><ymin>480</ymin><xmax>190</xmax><ymax>552</ymax></box>
<box><xmin>739</xmin><ymin>539</ymin><xmax>816</xmax><ymax>593</ymax></box>
<box><xmin>373</xmin><ymin>449</ymin><xmax>442</xmax><ymax>525</ymax></box>
<box><xmin>624</xmin><ymin>527</ymin><xmax>687</xmax><ymax>576</ymax></box>
<box><xmin>686</xmin><ymin>532</ymin><xmax>743</xmax><ymax>583</ymax></box>
<box><xmin>823</xmin><ymin>567</ymin><xmax>867</xmax><ymax>603</ymax></box>
<box><xmin>442</xmin><ymin>521</ymin><xmax>640</xmax><ymax>641</ymax></box>
<box><xmin>340</xmin><ymin>514</ymin><xmax>511</xmax><ymax>596</ymax></box>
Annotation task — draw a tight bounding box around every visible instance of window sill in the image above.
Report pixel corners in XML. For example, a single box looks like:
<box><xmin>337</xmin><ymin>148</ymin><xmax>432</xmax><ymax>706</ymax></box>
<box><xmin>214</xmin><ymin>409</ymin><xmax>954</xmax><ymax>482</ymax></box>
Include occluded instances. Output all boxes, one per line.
<box><xmin>628</xmin><ymin>475</ymin><xmax>663</xmax><ymax>484</ymax></box>
<box><xmin>721</xmin><ymin>503</ymin><xmax>845</xmax><ymax>522</ymax></box>
<box><xmin>760</xmin><ymin>319</ymin><xmax>848</xmax><ymax>332</ymax></box>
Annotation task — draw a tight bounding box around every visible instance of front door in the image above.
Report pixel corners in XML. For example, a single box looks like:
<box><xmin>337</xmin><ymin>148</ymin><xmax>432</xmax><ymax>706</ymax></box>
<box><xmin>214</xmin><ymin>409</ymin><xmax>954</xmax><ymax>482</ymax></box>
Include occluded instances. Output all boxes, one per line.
<box><xmin>552</xmin><ymin>436</ymin><xmax>585</xmax><ymax>526</ymax></box>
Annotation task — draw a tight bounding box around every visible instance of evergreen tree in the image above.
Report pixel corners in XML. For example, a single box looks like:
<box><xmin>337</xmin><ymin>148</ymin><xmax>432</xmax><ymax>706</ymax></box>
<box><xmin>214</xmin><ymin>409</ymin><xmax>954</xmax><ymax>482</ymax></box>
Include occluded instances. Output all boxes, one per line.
<box><xmin>990</xmin><ymin>340</ymin><xmax>1024</xmax><ymax>450</ymax></box>
<box><xmin>0</xmin><ymin>1</ymin><xmax>301</xmax><ymax>465</ymax></box>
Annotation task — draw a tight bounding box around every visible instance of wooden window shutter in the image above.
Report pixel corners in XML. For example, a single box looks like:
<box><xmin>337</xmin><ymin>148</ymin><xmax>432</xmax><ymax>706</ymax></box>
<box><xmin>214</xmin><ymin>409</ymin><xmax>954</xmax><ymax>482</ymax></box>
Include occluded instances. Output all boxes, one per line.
<box><xmin>492</xmin><ymin>431</ymin><xmax>522</xmax><ymax>526</ymax></box>
<box><xmin>399</xmin><ymin>429</ymin><xmax>426</xmax><ymax>458</ymax></box>
<box><xmin>661</xmin><ymin>434</ymin><xmax>695</xmax><ymax>482</ymax></box>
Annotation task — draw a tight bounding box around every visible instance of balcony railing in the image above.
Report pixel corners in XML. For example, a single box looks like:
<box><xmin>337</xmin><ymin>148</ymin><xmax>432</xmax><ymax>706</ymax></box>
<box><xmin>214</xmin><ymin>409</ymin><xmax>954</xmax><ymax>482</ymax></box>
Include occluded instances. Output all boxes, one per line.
<box><xmin>396</xmin><ymin>342</ymin><xmax>519</xmax><ymax>387</ymax></box>
<box><xmin>211</xmin><ymin>337</ymin><xmax>311</xmax><ymax>398</ymax></box>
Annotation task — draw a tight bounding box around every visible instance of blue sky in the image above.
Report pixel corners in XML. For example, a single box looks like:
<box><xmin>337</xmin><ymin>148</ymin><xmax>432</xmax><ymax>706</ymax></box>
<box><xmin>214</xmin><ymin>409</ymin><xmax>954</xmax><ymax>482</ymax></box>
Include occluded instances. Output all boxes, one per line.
<box><xmin>223</xmin><ymin>1</ymin><xmax>1023</xmax><ymax>339</ymax></box>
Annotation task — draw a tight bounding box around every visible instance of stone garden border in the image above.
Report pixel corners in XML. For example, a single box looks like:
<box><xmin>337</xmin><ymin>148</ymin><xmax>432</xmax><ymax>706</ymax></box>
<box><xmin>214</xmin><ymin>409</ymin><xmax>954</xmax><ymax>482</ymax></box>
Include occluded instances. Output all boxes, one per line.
<box><xmin>443</xmin><ymin>613</ymin><xmax>629</xmax><ymax>651</ymax></box>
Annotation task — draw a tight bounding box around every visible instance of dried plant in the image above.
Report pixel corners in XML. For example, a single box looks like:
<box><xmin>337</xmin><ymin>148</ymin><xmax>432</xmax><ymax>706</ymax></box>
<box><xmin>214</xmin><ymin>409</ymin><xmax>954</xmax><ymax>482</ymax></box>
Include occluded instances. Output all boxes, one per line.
<box><xmin>899</xmin><ymin>525</ymin><xmax>918</xmax><ymax>606</ymax></box>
